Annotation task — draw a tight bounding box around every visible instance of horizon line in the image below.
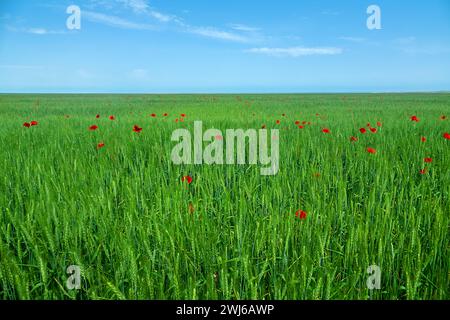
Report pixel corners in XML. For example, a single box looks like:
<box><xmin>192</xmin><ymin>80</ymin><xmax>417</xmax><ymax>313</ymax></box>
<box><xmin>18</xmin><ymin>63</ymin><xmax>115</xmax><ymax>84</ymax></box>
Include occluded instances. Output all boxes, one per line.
<box><xmin>1</xmin><ymin>91</ymin><xmax>450</xmax><ymax>95</ymax></box>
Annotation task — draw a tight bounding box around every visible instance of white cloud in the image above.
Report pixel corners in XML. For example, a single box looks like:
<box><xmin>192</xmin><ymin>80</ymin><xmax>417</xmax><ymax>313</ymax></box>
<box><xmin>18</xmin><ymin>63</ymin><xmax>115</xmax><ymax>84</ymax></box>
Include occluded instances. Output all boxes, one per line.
<box><xmin>116</xmin><ymin>0</ymin><xmax>174</xmax><ymax>22</ymax></box>
<box><xmin>28</xmin><ymin>28</ymin><xmax>48</xmax><ymax>35</ymax></box>
<box><xmin>148</xmin><ymin>10</ymin><xmax>173</xmax><ymax>23</ymax></box>
<box><xmin>83</xmin><ymin>11</ymin><xmax>157</xmax><ymax>30</ymax></box>
<box><xmin>229</xmin><ymin>24</ymin><xmax>260</xmax><ymax>32</ymax></box>
<box><xmin>339</xmin><ymin>36</ymin><xmax>366</xmax><ymax>43</ymax></box>
<box><xmin>401</xmin><ymin>45</ymin><xmax>450</xmax><ymax>55</ymax></box>
<box><xmin>186</xmin><ymin>26</ymin><xmax>249</xmax><ymax>43</ymax></box>
<box><xmin>85</xmin><ymin>1</ymin><xmax>258</xmax><ymax>43</ymax></box>
<box><xmin>245</xmin><ymin>47</ymin><xmax>343</xmax><ymax>57</ymax></box>
<box><xmin>321</xmin><ymin>10</ymin><xmax>341</xmax><ymax>16</ymax></box>
<box><xmin>117</xmin><ymin>0</ymin><xmax>148</xmax><ymax>12</ymax></box>
<box><xmin>283</xmin><ymin>35</ymin><xmax>302</xmax><ymax>41</ymax></box>
<box><xmin>5</xmin><ymin>25</ymin><xmax>66</xmax><ymax>35</ymax></box>
<box><xmin>85</xmin><ymin>0</ymin><xmax>117</xmax><ymax>10</ymax></box>
<box><xmin>393</xmin><ymin>37</ymin><xmax>450</xmax><ymax>55</ymax></box>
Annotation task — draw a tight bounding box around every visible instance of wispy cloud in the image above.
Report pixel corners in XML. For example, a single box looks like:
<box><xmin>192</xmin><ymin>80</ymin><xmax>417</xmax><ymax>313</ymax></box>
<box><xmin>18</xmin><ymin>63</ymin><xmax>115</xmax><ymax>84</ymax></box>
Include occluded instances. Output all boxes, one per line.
<box><xmin>6</xmin><ymin>25</ymin><xmax>66</xmax><ymax>35</ymax></box>
<box><xmin>116</xmin><ymin>0</ymin><xmax>148</xmax><ymax>12</ymax></box>
<box><xmin>185</xmin><ymin>26</ymin><xmax>250</xmax><ymax>43</ymax></box>
<box><xmin>83</xmin><ymin>11</ymin><xmax>157</xmax><ymax>30</ymax></box>
<box><xmin>401</xmin><ymin>45</ymin><xmax>450</xmax><ymax>55</ymax></box>
<box><xmin>339</xmin><ymin>36</ymin><xmax>366</xmax><ymax>43</ymax></box>
<box><xmin>228</xmin><ymin>23</ymin><xmax>260</xmax><ymax>32</ymax></box>
<box><xmin>86</xmin><ymin>0</ymin><xmax>259</xmax><ymax>43</ymax></box>
<box><xmin>393</xmin><ymin>37</ymin><xmax>450</xmax><ymax>55</ymax></box>
<box><xmin>245</xmin><ymin>47</ymin><xmax>343</xmax><ymax>57</ymax></box>
<box><xmin>116</xmin><ymin>0</ymin><xmax>174</xmax><ymax>22</ymax></box>
<box><xmin>321</xmin><ymin>10</ymin><xmax>341</xmax><ymax>16</ymax></box>
<box><xmin>28</xmin><ymin>28</ymin><xmax>65</xmax><ymax>35</ymax></box>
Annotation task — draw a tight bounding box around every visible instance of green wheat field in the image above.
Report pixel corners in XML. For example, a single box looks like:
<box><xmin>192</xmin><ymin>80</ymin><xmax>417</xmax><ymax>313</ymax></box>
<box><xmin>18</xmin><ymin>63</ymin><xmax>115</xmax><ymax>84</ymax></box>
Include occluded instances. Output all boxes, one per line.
<box><xmin>0</xmin><ymin>93</ymin><xmax>449</xmax><ymax>300</ymax></box>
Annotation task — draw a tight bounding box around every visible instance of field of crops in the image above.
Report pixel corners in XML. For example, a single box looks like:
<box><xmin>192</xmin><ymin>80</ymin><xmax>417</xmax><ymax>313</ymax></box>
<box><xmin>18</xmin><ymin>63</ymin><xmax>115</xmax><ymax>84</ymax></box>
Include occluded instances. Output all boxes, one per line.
<box><xmin>0</xmin><ymin>93</ymin><xmax>448</xmax><ymax>300</ymax></box>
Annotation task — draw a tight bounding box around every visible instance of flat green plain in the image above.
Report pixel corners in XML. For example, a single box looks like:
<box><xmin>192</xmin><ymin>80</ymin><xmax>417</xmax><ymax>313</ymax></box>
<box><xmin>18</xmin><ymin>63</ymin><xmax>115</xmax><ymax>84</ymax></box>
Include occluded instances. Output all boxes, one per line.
<box><xmin>0</xmin><ymin>93</ymin><xmax>448</xmax><ymax>299</ymax></box>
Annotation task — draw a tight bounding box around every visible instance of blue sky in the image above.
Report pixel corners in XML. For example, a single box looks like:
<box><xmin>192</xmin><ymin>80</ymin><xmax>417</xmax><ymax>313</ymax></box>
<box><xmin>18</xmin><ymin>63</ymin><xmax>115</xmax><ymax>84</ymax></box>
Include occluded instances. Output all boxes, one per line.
<box><xmin>0</xmin><ymin>0</ymin><xmax>449</xmax><ymax>93</ymax></box>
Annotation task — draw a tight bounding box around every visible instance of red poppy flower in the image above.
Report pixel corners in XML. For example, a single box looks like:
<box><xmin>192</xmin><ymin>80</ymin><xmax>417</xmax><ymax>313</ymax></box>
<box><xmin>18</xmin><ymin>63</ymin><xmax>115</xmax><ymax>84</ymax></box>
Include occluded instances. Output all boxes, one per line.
<box><xmin>175</xmin><ymin>118</ymin><xmax>179</xmax><ymax>122</ymax></box>
<box><xmin>367</xmin><ymin>147</ymin><xmax>376</xmax><ymax>154</ymax></box>
<box><xmin>370</xmin><ymin>127</ymin><xmax>377</xmax><ymax>133</ymax></box>
<box><xmin>421</xmin><ymin>137</ymin><xmax>426</xmax><ymax>142</ymax></box>
<box><xmin>410</xmin><ymin>115</ymin><xmax>419</xmax><ymax>122</ymax></box>
<box><xmin>295</xmin><ymin>210</ymin><xmax>307</xmax><ymax>220</ymax></box>
<box><xmin>424</xmin><ymin>157</ymin><xmax>432</xmax><ymax>163</ymax></box>
<box><xmin>182</xmin><ymin>175</ymin><xmax>193</xmax><ymax>184</ymax></box>
<box><xmin>419</xmin><ymin>168</ymin><xmax>427</xmax><ymax>175</ymax></box>
<box><xmin>350</xmin><ymin>136</ymin><xmax>358</xmax><ymax>142</ymax></box>
<box><xmin>444</xmin><ymin>132</ymin><xmax>450</xmax><ymax>140</ymax></box>
<box><xmin>376</xmin><ymin>121</ymin><xmax>382</xmax><ymax>127</ymax></box>
<box><xmin>367</xmin><ymin>123</ymin><xmax>371</xmax><ymax>127</ymax></box>
<box><xmin>96</xmin><ymin>114</ymin><xmax>100</xmax><ymax>119</ymax></box>
<box><xmin>302</xmin><ymin>121</ymin><xmax>307</xmax><ymax>125</ymax></box>
<box><xmin>89</xmin><ymin>125</ymin><xmax>98</xmax><ymax>131</ymax></box>
<box><xmin>163</xmin><ymin>113</ymin><xmax>168</xmax><ymax>116</ymax></box>
<box><xmin>181</xmin><ymin>113</ymin><xmax>186</xmax><ymax>117</ymax></box>
<box><xmin>97</xmin><ymin>142</ymin><xmax>105</xmax><ymax>149</ymax></box>
<box><xmin>23</xmin><ymin>122</ymin><xmax>31</xmax><ymax>128</ymax></box>
<box><xmin>151</xmin><ymin>113</ymin><xmax>156</xmax><ymax>117</ymax></box>
<box><xmin>359</xmin><ymin>128</ymin><xmax>367</xmax><ymax>134</ymax></box>
<box><xmin>298</xmin><ymin>125</ymin><xmax>304</xmax><ymax>129</ymax></box>
<box><xmin>322</xmin><ymin>128</ymin><xmax>330</xmax><ymax>134</ymax></box>
<box><xmin>30</xmin><ymin>121</ymin><xmax>38</xmax><ymax>126</ymax></box>
<box><xmin>133</xmin><ymin>125</ymin><xmax>142</xmax><ymax>133</ymax></box>
<box><xmin>276</xmin><ymin>120</ymin><xmax>280</xmax><ymax>124</ymax></box>
<box><xmin>109</xmin><ymin>115</ymin><xmax>115</xmax><ymax>120</ymax></box>
<box><xmin>295</xmin><ymin>120</ymin><xmax>300</xmax><ymax>125</ymax></box>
